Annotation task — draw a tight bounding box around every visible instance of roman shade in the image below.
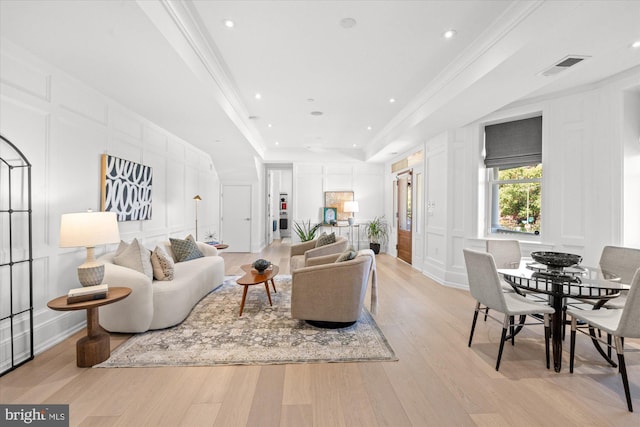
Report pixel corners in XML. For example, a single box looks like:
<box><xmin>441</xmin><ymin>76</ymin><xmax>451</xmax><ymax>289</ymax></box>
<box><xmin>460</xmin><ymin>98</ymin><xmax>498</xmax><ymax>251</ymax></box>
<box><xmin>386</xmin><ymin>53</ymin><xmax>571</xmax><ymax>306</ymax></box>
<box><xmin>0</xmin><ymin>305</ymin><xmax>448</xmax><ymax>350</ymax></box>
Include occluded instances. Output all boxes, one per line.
<box><xmin>484</xmin><ymin>116</ymin><xmax>542</xmax><ymax>168</ymax></box>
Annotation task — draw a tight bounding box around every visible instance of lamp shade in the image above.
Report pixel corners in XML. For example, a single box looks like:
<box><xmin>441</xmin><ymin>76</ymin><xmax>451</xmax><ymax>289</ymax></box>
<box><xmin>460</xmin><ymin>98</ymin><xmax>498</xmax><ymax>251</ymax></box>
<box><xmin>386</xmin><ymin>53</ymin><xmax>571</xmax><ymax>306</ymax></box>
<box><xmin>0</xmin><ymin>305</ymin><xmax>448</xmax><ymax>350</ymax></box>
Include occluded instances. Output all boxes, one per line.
<box><xmin>344</xmin><ymin>201</ymin><xmax>359</xmax><ymax>214</ymax></box>
<box><xmin>60</xmin><ymin>211</ymin><xmax>120</xmax><ymax>248</ymax></box>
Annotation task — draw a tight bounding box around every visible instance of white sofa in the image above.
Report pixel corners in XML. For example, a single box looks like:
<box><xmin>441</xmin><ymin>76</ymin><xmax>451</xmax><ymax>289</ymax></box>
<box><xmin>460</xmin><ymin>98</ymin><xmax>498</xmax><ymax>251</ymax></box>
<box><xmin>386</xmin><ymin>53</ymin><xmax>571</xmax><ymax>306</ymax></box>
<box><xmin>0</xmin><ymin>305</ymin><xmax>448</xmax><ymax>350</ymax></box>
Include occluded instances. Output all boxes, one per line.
<box><xmin>98</xmin><ymin>241</ymin><xmax>225</xmax><ymax>333</ymax></box>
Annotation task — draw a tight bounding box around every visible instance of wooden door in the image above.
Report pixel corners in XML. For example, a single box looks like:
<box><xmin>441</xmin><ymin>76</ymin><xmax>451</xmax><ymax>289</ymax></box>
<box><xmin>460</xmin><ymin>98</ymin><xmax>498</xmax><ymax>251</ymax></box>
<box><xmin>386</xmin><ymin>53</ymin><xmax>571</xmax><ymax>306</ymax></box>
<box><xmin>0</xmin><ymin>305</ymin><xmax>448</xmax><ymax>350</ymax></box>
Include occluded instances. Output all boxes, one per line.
<box><xmin>221</xmin><ymin>185</ymin><xmax>251</xmax><ymax>252</ymax></box>
<box><xmin>397</xmin><ymin>171</ymin><xmax>412</xmax><ymax>264</ymax></box>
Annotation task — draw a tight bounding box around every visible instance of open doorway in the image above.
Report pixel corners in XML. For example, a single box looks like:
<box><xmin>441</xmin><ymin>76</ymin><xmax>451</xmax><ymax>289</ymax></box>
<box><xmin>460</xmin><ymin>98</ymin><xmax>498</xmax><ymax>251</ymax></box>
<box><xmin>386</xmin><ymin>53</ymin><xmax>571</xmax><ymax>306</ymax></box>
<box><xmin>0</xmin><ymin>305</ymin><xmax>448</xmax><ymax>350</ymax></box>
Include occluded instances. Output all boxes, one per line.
<box><xmin>265</xmin><ymin>165</ymin><xmax>293</xmax><ymax>245</ymax></box>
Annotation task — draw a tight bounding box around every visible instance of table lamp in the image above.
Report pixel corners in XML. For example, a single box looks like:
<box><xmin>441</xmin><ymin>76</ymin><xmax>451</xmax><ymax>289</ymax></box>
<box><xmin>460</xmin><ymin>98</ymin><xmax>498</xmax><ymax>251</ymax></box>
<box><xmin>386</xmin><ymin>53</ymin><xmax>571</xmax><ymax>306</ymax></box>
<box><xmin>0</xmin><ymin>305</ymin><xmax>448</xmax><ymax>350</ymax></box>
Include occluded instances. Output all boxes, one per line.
<box><xmin>60</xmin><ymin>211</ymin><xmax>120</xmax><ymax>287</ymax></box>
<box><xmin>344</xmin><ymin>201</ymin><xmax>359</xmax><ymax>226</ymax></box>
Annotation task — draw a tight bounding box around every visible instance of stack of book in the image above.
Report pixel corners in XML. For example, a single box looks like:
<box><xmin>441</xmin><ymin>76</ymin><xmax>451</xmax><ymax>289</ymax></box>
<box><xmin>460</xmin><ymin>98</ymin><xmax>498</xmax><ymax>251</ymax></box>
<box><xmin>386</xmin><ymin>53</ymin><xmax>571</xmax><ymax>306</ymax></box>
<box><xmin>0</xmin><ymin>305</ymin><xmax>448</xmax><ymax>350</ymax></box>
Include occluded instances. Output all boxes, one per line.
<box><xmin>67</xmin><ymin>284</ymin><xmax>108</xmax><ymax>304</ymax></box>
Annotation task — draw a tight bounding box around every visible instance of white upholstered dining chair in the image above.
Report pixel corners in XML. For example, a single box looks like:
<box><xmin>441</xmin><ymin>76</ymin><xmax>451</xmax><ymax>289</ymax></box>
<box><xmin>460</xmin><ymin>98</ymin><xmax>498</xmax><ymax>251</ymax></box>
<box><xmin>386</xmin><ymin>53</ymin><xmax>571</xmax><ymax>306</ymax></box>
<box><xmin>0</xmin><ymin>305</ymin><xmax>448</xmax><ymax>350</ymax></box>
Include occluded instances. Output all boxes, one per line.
<box><xmin>486</xmin><ymin>239</ymin><xmax>521</xmax><ymax>270</ymax></box>
<box><xmin>463</xmin><ymin>248</ymin><xmax>555</xmax><ymax>371</ymax></box>
<box><xmin>567</xmin><ymin>268</ymin><xmax>640</xmax><ymax>412</ymax></box>
<box><xmin>599</xmin><ymin>245</ymin><xmax>640</xmax><ymax>309</ymax></box>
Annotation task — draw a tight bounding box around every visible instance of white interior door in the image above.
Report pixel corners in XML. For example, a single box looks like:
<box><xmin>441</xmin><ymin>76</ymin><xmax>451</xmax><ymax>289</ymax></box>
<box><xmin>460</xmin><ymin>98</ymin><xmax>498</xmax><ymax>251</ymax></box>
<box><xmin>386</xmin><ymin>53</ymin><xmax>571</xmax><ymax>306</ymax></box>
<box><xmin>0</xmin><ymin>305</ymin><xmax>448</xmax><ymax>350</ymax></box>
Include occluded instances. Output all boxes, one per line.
<box><xmin>222</xmin><ymin>185</ymin><xmax>251</xmax><ymax>252</ymax></box>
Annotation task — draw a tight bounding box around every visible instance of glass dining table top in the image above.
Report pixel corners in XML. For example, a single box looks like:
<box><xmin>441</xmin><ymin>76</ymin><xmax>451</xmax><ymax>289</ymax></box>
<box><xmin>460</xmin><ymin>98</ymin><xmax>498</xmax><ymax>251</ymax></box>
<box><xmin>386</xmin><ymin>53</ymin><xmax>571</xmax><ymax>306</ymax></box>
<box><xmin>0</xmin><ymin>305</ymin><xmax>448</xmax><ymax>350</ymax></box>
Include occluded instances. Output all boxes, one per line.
<box><xmin>498</xmin><ymin>260</ymin><xmax>630</xmax><ymax>299</ymax></box>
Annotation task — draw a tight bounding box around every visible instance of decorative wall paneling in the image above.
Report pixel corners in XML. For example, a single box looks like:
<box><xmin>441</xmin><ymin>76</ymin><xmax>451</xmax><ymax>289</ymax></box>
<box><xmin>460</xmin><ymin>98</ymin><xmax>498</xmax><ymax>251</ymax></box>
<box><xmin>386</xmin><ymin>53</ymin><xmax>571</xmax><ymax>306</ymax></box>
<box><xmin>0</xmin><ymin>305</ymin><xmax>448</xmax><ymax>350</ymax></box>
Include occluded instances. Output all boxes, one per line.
<box><xmin>0</xmin><ymin>43</ymin><xmax>219</xmax><ymax>355</ymax></box>
<box><xmin>386</xmin><ymin>71</ymin><xmax>637</xmax><ymax>289</ymax></box>
<box><xmin>291</xmin><ymin>163</ymin><xmax>385</xmax><ymax>247</ymax></box>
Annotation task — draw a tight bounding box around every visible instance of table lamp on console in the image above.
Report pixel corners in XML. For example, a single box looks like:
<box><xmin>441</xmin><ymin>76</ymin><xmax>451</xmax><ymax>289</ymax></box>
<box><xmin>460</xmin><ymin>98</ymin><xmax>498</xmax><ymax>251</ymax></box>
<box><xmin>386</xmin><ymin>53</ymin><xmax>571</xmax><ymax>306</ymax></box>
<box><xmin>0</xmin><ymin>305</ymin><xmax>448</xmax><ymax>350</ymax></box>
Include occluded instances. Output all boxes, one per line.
<box><xmin>344</xmin><ymin>200</ymin><xmax>359</xmax><ymax>226</ymax></box>
<box><xmin>60</xmin><ymin>210</ymin><xmax>120</xmax><ymax>287</ymax></box>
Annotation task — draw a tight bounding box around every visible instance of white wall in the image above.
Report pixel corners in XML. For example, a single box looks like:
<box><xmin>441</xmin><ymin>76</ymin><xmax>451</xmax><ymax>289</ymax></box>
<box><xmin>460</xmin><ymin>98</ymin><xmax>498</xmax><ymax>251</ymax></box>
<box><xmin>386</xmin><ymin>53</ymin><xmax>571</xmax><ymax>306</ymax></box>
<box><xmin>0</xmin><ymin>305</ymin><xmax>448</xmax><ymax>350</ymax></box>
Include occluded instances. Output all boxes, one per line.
<box><xmin>385</xmin><ymin>70</ymin><xmax>640</xmax><ymax>289</ymax></box>
<box><xmin>0</xmin><ymin>43</ymin><xmax>220</xmax><ymax>362</ymax></box>
<box><xmin>623</xmin><ymin>89</ymin><xmax>640</xmax><ymax>248</ymax></box>
<box><xmin>292</xmin><ymin>162</ymin><xmax>385</xmax><ymax>248</ymax></box>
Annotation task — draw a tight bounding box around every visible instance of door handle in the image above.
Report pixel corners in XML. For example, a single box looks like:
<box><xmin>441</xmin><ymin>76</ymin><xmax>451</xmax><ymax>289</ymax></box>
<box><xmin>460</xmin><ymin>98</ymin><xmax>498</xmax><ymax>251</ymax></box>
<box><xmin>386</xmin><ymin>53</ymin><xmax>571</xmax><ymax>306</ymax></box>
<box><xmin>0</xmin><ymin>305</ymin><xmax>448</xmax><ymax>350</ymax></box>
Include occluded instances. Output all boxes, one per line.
<box><xmin>245</xmin><ymin>218</ymin><xmax>251</xmax><ymax>221</ymax></box>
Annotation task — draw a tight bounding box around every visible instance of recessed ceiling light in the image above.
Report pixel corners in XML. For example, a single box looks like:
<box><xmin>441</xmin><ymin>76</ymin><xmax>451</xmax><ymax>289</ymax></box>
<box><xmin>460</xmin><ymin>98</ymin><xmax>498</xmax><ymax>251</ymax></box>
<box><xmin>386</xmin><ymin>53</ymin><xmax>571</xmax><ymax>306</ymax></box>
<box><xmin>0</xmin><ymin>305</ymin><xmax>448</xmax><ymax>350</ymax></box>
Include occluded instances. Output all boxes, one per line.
<box><xmin>255</xmin><ymin>93</ymin><xmax>262</xmax><ymax>100</ymax></box>
<box><xmin>352</xmin><ymin>144</ymin><xmax>357</xmax><ymax>148</ymax></box>
<box><xmin>339</xmin><ymin>18</ymin><xmax>357</xmax><ymax>29</ymax></box>
<box><xmin>632</xmin><ymin>40</ymin><xmax>640</xmax><ymax>48</ymax></box>
<box><xmin>443</xmin><ymin>29</ymin><xmax>457</xmax><ymax>39</ymax></box>
<box><xmin>267</xmin><ymin>123</ymin><xmax>272</xmax><ymax>128</ymax></box>
<box><xmin>367</xmin><ymin>126</ymin><xmax>372</xmax><ymax>131</ymax></box>
<box><xmin>389</xmin><ymin>98</ymin><xmax>396</xmax><ymax>103</ymax></box>
<box><xmin>275</xmin><ymin>141</ymin><xmax>279</xmax><ymax>146</ymax></box>
<box><xmin>310</xmin><ymin>111</ymin><xmax>324</xmax><ymax>116</ymax></box>
<box><xmin>223</xmin><ymin>19</ymin><xmax>234</xmax><ymax>28</ymax></box>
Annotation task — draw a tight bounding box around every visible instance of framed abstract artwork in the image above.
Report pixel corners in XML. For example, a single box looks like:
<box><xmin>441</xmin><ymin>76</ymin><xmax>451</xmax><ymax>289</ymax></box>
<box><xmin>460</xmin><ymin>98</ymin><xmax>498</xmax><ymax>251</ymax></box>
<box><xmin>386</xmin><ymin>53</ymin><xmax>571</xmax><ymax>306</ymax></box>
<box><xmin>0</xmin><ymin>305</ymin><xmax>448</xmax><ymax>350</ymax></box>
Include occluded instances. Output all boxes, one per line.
<box><xmin>101</xmin><ymin>154</ymin><xmax>152</xmax><ymax>221</ymax></box>
<box><xmin>323</xmin><ymin>191</ymin><xmax>354</xmax><ymax>221</ymax></box>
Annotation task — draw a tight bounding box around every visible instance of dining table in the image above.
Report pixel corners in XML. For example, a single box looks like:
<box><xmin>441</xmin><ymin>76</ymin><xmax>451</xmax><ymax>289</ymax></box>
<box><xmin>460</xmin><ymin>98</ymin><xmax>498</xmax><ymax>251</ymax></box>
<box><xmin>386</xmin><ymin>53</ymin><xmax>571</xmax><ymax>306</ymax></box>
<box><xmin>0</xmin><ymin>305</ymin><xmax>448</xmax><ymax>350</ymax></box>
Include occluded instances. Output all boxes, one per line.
<box><xmin>498</xmin><ymin>261</ymin><xmax>630</xmax><ymax>372</ymax></box>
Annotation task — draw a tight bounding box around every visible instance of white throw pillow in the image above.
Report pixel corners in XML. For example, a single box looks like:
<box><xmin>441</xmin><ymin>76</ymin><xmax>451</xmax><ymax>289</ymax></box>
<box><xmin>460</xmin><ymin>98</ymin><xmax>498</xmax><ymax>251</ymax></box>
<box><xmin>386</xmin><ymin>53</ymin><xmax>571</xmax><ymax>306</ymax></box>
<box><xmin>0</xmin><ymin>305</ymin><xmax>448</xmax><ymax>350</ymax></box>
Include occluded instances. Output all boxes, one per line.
<box><xmin>150</xmin><ymin>245</ymin><xmax>175</xmax><ymax>281</ymax></box>
<box><xmin>113</xmin><ymin>238</ymin><xmax>153</xmax><ymax>280</ymax></box>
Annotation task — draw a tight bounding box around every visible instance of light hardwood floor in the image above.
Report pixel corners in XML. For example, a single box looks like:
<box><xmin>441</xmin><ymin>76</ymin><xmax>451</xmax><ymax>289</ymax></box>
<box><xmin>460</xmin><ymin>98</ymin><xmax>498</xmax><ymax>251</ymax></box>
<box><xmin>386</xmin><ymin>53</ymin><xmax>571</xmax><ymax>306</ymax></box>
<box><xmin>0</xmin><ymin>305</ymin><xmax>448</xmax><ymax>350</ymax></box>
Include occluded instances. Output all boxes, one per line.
<box><xmin>2</xmin><ymin>240</ymin><xmax>639</xmax><ymax>426</ymax></box>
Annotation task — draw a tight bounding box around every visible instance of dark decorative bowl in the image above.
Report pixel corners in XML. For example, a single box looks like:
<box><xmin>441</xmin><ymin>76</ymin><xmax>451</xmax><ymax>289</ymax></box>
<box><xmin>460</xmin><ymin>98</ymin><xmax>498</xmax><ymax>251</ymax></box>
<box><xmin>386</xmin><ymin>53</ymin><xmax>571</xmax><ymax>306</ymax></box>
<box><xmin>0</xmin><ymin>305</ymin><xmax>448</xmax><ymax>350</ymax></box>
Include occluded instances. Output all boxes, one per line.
<box><xmin>530</xmin><ymin>251</ymin><xmax>582</xmax><ymax>269</ymax></box>
<box><xmin>252</xmin><ymin>258</ymin><xmax>270</xmax><ymax>273</ymax></box>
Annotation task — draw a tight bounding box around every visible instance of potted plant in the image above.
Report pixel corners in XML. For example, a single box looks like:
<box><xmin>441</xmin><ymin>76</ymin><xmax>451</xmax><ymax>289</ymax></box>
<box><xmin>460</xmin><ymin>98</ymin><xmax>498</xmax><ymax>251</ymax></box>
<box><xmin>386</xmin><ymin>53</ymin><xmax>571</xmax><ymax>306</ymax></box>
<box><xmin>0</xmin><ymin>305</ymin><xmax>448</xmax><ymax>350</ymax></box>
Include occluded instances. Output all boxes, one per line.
<box><xmin>366</xmin><ymin>216</ymin><xmax>388</xmax><ymax>254</ymax></box>
<box><xmin>293</xmin><ymin>220</ymin><xmax>321</xmax><ymax>242</ymax></box>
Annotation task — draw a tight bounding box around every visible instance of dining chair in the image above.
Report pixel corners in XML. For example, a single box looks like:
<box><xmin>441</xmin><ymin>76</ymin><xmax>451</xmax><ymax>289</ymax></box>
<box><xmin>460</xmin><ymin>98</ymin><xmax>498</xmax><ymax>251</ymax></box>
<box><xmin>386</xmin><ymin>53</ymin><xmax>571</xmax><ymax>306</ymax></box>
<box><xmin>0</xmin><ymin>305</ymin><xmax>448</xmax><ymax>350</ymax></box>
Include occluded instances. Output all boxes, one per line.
<box><xmin>484</xmin><ymin>239</ymin><xmax>519</xmax><ymax>320</ymax></box>
<box><xmin>486</xmin><ymin>239</ymin><xmax>521</xmax><ymax>270</ymax></box>
<box><xmin>567</xmin><ymin>268</ymin><xmax>640</xmax><ymax>412</ymax></box>
<box><xmin>463</xmin><ymin>248</ymin><xmax>555</xmax><ymax>371</ymax></box>
<box><xmin>564</xmin><ymin>245</ymin><xmax>640</xmax><ymax>343</ymax></box>
<box><xmin>599</xmin><ymin>245</ymin><xmax>640</xmax><ymax>309</ymax></box>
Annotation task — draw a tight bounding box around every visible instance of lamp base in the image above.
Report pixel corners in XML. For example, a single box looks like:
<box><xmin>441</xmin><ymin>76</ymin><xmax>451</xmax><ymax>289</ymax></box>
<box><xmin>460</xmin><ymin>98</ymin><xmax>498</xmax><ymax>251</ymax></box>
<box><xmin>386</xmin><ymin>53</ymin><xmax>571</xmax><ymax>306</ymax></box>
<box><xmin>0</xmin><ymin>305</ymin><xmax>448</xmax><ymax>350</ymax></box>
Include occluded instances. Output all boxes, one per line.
<box><xmin>348</xmin><ymin>217</ymin><xmax>355</xmax><ymax>226</ymax></box>
<box><xmin>78</xmin><ymin>264</ymin><xmax>105</xmax><ymax>287</ymax></box>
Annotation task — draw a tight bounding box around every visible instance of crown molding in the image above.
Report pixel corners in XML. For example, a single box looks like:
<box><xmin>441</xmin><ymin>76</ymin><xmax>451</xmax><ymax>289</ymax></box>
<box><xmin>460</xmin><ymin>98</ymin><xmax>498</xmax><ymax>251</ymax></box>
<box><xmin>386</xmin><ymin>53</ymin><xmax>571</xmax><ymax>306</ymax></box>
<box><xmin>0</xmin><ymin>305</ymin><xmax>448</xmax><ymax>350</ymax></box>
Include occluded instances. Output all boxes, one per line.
<box><xmin>365</xmin><ymin>0</ymin><xmax>546</xmax><ymax>161</ymax></box>
<box><xmin>137</xmin><ymin>0</ymin><xmax>265</xmax><ymax>157</ymax></box>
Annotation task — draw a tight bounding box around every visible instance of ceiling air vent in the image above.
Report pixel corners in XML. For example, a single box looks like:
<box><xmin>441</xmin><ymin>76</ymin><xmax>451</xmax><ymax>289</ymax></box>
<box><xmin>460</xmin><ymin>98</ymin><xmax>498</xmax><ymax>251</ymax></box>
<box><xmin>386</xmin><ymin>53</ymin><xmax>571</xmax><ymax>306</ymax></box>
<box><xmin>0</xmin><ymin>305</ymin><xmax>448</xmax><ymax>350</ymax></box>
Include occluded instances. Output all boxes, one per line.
<box><xmin>540</xmin><ymin>55</ymin><xmax>590</xmax><ymax>77</ymax></box>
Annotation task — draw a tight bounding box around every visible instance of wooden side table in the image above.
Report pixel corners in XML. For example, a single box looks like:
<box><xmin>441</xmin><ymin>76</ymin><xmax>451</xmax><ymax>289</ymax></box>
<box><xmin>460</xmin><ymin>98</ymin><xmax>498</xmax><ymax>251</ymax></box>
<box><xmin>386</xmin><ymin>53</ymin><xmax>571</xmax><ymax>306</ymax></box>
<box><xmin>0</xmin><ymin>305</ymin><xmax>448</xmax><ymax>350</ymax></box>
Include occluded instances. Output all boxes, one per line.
<box><xmin>236</xmin><ymin>264</ymin><xmax>279</xmax><ymax>316</ymax></box>
<box><xmin>47</xmin><ymin>287</ymin><xmax>131</xmax><ymax>367</ymax></box>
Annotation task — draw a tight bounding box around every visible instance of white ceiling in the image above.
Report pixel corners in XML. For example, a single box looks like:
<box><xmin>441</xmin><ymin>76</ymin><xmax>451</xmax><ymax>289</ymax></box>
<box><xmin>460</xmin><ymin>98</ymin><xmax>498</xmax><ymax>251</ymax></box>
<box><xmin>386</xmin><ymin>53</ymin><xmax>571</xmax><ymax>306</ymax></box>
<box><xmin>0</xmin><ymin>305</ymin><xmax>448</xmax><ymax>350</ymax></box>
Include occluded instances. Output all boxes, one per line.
<box><xmin>1</xmin><ymin>0</ymin><xmax>639</xmax><ymax>180</ymax></box>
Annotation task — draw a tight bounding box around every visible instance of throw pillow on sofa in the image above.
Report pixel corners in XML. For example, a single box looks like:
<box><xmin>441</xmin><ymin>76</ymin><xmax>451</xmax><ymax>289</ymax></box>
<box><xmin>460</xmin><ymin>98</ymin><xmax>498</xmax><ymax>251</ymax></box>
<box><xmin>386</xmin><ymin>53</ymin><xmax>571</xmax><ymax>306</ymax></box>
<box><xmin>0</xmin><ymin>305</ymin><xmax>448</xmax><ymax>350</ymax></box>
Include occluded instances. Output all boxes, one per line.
<box><xmin>315</xmin><ymin>232</ymin><xmax>336</xmax><ymax>248</ymax></box>
<box><xmin>150</xmin><ymin>245</ymin><xmax>175</xmax><ymax>281</ymax></box>
<box><xmin>335</xmin><ymin>249</ymin><xmax>357</xmax><ymax>262</ymax></box>
<box><xmin>170</xmin><ymin>237</ymin><xmax>204</xmax><ymax>262</ymax></box>
<box><xmin>113</xmin><ymin>238</ymin><xmax>153</xmax><ymax>280</ymax></box>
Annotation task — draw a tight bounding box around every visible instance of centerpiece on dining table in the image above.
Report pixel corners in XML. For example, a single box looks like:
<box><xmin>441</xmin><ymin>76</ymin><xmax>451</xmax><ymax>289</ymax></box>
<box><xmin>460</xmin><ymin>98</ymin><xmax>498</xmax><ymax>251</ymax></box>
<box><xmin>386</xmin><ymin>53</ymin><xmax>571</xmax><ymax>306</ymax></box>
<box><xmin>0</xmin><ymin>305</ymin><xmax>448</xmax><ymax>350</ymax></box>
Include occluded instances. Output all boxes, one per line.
<box><xmin>530</xmin><ymin>251</ymin><xmax>583</xmax><ymax>276</ymax></box>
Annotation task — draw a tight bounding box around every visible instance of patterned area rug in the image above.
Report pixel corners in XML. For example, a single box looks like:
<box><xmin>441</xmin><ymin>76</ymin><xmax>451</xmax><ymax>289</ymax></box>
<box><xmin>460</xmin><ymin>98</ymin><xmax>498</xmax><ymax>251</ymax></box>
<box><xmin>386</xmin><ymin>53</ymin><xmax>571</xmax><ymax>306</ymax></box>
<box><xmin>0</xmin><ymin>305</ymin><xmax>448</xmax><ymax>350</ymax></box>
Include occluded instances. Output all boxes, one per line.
<box><xmin>96</xmin><ymin>275</ymin><xmax>397</xmax><ymax>367</ymax></box>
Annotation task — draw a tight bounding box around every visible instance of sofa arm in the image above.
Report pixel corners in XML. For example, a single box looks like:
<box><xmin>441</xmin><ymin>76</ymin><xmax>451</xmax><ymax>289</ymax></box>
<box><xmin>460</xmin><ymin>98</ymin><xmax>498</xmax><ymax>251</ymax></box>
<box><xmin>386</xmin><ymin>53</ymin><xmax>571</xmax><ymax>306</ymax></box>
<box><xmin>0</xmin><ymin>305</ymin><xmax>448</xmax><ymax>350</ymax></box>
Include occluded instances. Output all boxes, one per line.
<box><xmin>197</xmin><ymin>242</ymin><xmax>219</xmax><ymax>257</ymax></box>
<box><xmin>99</xmin><ymin>261</ymin><xmax>154</xmax><ymax>333</ymax></box>
<box><xmin>290</xmin><ymin>240</ymin><xmax>317</xmax><ymax>257</ymax></box>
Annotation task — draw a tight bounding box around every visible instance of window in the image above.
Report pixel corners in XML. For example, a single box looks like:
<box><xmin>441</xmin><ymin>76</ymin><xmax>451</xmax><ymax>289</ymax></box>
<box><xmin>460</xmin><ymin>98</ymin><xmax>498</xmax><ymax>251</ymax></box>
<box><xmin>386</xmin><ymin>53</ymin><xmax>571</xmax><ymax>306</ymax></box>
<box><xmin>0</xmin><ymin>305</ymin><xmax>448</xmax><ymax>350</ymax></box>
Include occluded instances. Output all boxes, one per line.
<box><xmin>484</xmin><ymin>116</ymin><xmax>542</xmax><ymax>235</ymax></box>
<box><xmin>489</xmin><ymin>165</ymin><xmax>542</xmax><ymax>234</ymax></box>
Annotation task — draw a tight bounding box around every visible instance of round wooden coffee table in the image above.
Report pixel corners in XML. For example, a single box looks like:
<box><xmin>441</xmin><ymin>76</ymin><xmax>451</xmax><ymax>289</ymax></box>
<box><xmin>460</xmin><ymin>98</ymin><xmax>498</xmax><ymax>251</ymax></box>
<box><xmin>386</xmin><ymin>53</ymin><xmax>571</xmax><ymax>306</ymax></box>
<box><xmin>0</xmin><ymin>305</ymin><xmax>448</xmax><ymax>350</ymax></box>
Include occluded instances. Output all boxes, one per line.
<box><xmin>47</xmin><ymin>287</ymin><xmax>131</xmax><ymax>367</ymax></box>
<box><xmin>236</xmin><ymin>264</ymin><xmax>279</xmax><ymax>316</ymax></box>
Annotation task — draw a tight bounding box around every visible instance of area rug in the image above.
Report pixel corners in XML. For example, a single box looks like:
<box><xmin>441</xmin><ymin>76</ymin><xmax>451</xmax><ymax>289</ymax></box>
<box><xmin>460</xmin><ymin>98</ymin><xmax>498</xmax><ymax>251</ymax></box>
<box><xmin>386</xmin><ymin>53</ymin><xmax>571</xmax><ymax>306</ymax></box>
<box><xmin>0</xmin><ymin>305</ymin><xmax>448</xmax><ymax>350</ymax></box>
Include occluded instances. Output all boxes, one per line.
<box><xmin>96</xmin><ymin>275</ymin><xmax>397</xmax><ymax>367</ymax></box>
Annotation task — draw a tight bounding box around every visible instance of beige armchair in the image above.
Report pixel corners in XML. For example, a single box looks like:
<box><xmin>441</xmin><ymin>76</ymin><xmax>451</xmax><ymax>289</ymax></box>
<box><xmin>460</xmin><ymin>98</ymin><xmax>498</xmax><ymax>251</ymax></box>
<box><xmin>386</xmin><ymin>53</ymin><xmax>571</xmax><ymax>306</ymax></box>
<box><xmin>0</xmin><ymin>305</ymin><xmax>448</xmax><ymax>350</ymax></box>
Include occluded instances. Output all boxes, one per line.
<box><xmin>289</xmin><ymin>235</ymin><xmax>349</xmax><ymax>271</ymax></box>
<box><xmin>291</xmin><ymin>249</ymin><xmax>377</xmax><ymax>328</ymax></box>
